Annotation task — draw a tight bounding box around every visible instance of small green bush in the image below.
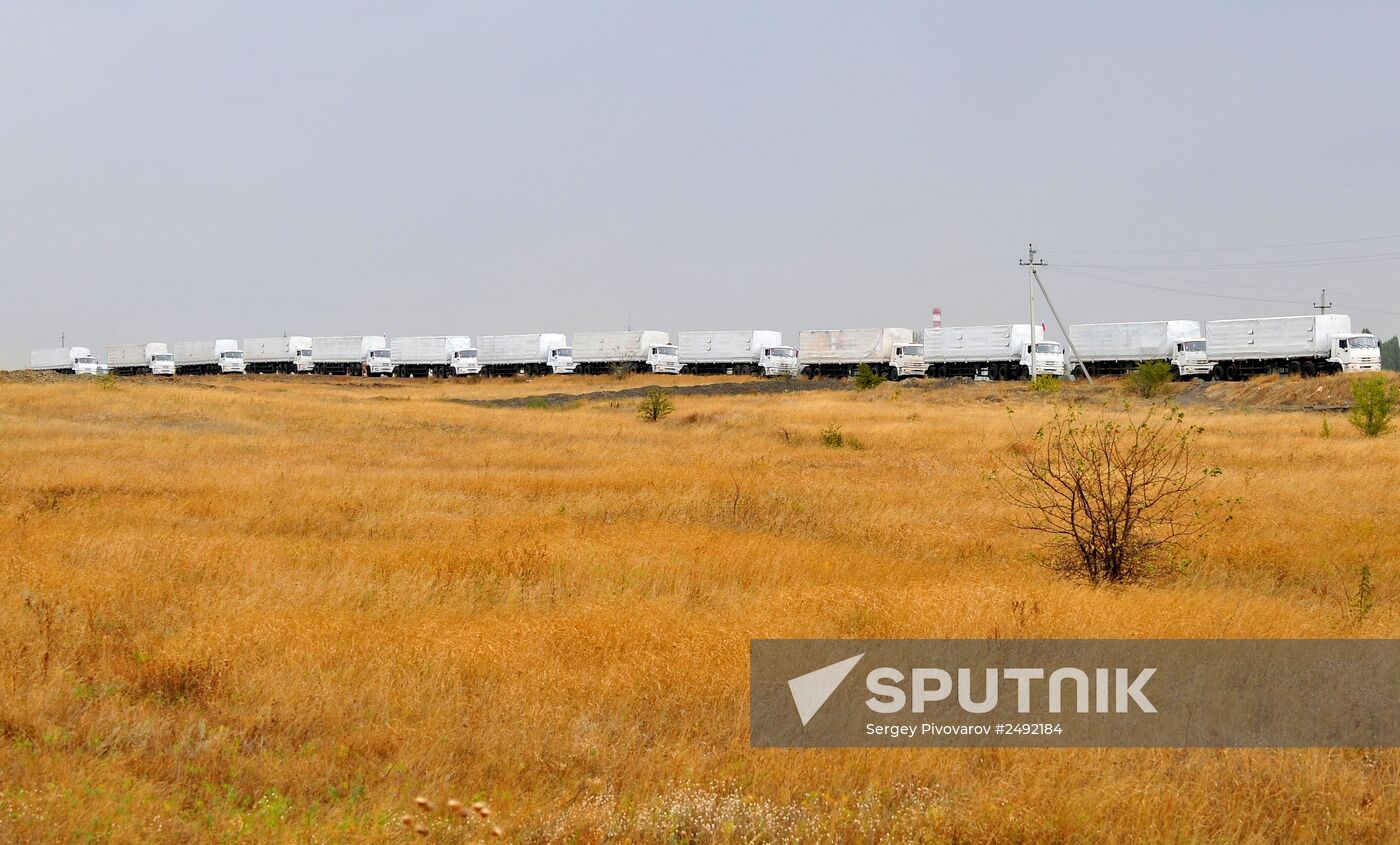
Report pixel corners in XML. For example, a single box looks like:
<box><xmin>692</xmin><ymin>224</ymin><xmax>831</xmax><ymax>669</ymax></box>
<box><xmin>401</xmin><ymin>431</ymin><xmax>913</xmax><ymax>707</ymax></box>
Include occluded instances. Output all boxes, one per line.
<box><xmin>1125</xmin><ymin>360</ymin><xmax>1175</xmax><ymax>398</ymax></box>
<box><xmin>820</xmin><ymin>425</ymin><xmax>845</xmax><ymax>448</ymax></box>
<box><xmin>1347</xmin><ymin>375</ymin><xmax>1399</xmax><ymax>437</ymax></box>
<box><xmin>636</xmin><ymin>388</ymin><xmax>674</xmax><ymax>422</ymax></box>
<box><xmin>1029</xmin><ymin>374</ymin><xmax>1061</xmax><ymax>395</ymax></box>
<box><xmin>853</xmin><ymin>363</ymin><xmax>886</xmax><ymax>390</ymax></box>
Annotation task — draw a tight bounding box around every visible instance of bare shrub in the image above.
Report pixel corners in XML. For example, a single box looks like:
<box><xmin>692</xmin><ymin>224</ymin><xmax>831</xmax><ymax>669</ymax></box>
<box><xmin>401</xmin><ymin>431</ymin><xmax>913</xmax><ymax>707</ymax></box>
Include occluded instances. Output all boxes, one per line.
<box><xmin>993</xmin><ymin>404</ymin><xmax>1231</xmax><ymax>583</ymax></box>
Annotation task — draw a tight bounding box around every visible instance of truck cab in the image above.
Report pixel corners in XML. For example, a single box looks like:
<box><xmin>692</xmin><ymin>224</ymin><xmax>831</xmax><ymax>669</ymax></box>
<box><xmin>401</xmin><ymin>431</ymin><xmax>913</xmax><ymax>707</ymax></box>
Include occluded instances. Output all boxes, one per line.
<box><xmin>366</xmin><ymin>347</ymin><xmax>393</xmax><ymax>376</ymax></box>
<box><xmin>149</xmin><ymin>352</ymin><xmax>175</xmax><ymax>376</ymax></box>
<box><xmin>450</xmin><ymin>347</ymin><xmax>482</xmax><ymax>376</ymax></box>
<box><xmin>647</xmin><ymin>344</ymin><xmax>682</xmax><ymax>374</ymax></box>
<box><xmin>1333</xmin><ymin>334</ymin><xmax>1382</xmax><ymax>372</ymax></box>
<box><xmin>890</xmin><ymin>344</ymin><xmax>927</xmax><ymax>379</ymax></box>
<box><xmin>759</xmin><ymin>346</ymin><xmax>800</xmax><ymax>377</ymax></box>
<box><xmin>218</xmin><ymin>350</ymin><xmax>245</xmax><ymax>374</ymax></box>
<box><xmin>1024</xmin><ymin>342</ymin><xmax>1066</xmax><ymax>377</ymax></box>
<box><xmin>72</xmin><ymin>353</ymin><xmax>100</xmax><ymax>376</ymax></box>
<box><xmin>548</xmin><ymin>346</ymin><xmax>576</xmax><ymax>374</ymax></box>
<box><xmin>294</xmin><ymin>347</ymin><xmax>314</xmax><ymax>373</ymax></box>
<box><xmin>1172</xmin><ymin>338</ymin><xmax>1213</xmax><ymax>378</ymax></box>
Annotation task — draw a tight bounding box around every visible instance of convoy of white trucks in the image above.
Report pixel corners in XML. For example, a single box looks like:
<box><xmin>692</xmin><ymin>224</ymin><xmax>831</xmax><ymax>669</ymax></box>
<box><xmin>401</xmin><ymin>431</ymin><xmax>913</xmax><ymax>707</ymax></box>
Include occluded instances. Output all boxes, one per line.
<box><xmin>312</xmin><ymin>336</ymin><xmax>392</xmax><ymax>376</ymax></box>
<box><xmin>921</xmin><ymin>323</ymin><xmax>1065</xmax><ymax>380</ymax></box>
<box><xmin>1203</xmin><ymin>315</ymin><xmax>1381</xmax><ymax>380</ymax></box>
<box><xmin>24</xmin><ymin>313</ymin><xmax>1391</xmax><ymax>382</ymax></box>
<box><xmin>572</xmin><ymin>331</ymin><xmax>681</xmax><ymax>374</ymax></box>
<box><xmin>678</xmin><ymin>330</ymin><xmax>799</xmax><ymax>376</ymax></box>
<box><xmin>1068</xmin><ymin>320</ymin><xmax>1213</xmax><ymax>379</ymax></box>
<box><xmin>390</xmin><ymin>336</ymin><xmax>480</xmax><ymax>378</ymax></box>
<box><xmin>106</xmin><ymin>342</ymin><xmax>175</xmax><ymax>376</ymax></box>
<box><xmin>172</xmin><ymin>339</ymin><xmax>246</xmax><ymax>375</ymax></box>
<box><xmin>243</xmin><ymin>337</ymin><xmax>313</xmax><ymax>374</ymax></box>
<box><xmin>798</xmin><ymin>328</ymin><xmax>926</xmax><ymax>379</ymax></box>
<box><xmin>477</xmin><ymin>333</ymin><xmax>575</xmax><ymax>375</ymax></box>
<box><xmin>29</xmin><ymin>347</ymin><xmax>100</xmax><ymax>375</ymax></box>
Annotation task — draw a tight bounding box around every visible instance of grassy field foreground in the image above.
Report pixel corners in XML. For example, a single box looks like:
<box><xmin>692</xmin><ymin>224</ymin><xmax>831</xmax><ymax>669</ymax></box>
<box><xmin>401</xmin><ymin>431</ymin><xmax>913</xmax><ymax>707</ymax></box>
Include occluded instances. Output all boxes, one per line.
<box><xmin>1</xmin><ymin>372</ymin><xmax>1397</xmax><ymax>843</ymax></box>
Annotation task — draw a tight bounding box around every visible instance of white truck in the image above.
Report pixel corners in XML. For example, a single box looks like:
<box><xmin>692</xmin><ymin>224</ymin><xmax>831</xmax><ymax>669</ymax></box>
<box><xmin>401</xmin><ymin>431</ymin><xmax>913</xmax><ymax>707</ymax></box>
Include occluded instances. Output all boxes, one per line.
<box><xmin>242</xmin><ymin>336</ymin><xmax>313</xmax><ymax>374</ymax></box>
<box><xmin>798</xmin><ymin>328</ymin><xmax>926</xmax><ymax>379</ymax></box>
<box><xmin>572</xmin><ymin>330</ymin><xmax>680</xmax><ymax>375</ymax></box>
<box><xmin>172</xmin><ymin>339</ymin><xmax>246</xmax><ymax>375</ymax></box>
<box><xmin>477</xmin><ymin>333</ymin><xmax>576</xmax><ymax>376</ymax></box>
<box><xmin>921</xmin><ymin>323</ymin><xmax>1064</xmax><ymax>380</ymax></box>
<box><xmin>390</xmin><ymin>336</ymin><xmax>480</xmax><ymax>377</ymax></box>
<box><xmin>29</xmin><ymin>347</ymin><xmax>99</xmax><ymax>375</ymax></box>
<box><xmin>1204</xmin><ymin>314</ymin><xmax>1382</xmax><ymax>380</ymax></box>
<box><xmin>107</xmin><ymin>342</ymin><xmax>175</xmax><ymax>376</ymax></box>
<box><xmin>312</xmin><ymin>335</ymin><xmax>392</xmax><ymax>376</ymax></box>
<box><xmin>1067</xmin><ymin>320</ymin><xmax>1213</xmax><ymax>379</ymax></box>
<box><xmin>678</xmin><ymin>330</ymin><xmax>799</xmax><ymax>376</ymax></box>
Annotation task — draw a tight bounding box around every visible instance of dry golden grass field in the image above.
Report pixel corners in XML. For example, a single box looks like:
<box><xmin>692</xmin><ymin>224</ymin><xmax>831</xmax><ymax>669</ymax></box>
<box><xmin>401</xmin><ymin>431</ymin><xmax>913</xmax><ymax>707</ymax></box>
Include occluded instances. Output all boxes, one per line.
<box><xmin>1</xmin><ymin>371</ymin><xmax>1398</xmax><ymax>843</ymax></box>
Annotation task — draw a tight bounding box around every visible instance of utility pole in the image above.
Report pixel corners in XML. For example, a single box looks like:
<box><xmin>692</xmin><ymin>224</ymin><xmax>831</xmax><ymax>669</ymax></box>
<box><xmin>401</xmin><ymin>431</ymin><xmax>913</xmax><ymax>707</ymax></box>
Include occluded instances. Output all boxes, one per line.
<box><xmin>1313</xmin><ymin>289</ymin><xmax>1332</xmax><ymax>314</ymax></box>
<box><xmin>1020</xmin><ymin>244</ymin><xmax>1046</xmax><ymax>378</ymax></box>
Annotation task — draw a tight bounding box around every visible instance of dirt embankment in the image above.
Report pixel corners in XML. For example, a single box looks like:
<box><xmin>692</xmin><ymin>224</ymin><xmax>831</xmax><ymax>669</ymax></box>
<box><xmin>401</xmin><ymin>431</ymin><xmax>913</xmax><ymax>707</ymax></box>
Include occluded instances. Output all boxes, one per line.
<box><xmin>452</xmin><ymin>370</ymin><xmax>1400</xmax><ymax>411</ymax></box>
<box><xmin>443</xmin><ymin>377</ymin><xmax>843</xmax><ymax>407</ymax></box>
<box><xmin>1172</xmin><ymin>371</ymin><xmax>1399</xmax><ymax>412</ymax></box>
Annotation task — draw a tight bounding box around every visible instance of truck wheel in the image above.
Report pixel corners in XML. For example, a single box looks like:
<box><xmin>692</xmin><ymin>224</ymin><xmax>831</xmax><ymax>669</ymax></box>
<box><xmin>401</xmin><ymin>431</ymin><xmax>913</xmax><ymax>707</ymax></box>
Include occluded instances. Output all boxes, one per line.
<box><xmin>1301</xmin><ymin>361</ymin><xmax>1317</xmax><ymax>378</ymax></box>
<box><xmin>1225</xmin><ymin>363</ymin><xmax>1241</xmax><ymax>381</ymax></box>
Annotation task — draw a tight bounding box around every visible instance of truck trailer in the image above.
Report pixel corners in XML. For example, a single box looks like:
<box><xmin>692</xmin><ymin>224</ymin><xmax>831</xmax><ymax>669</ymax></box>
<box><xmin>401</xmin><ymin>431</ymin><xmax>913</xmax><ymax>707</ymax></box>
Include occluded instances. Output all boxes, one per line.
<box><xmin>1067</xmin><ymin>320</ymin><xmax>1213</xmax><ymax>379</ymax></box>
<box><xmin>921</xmin><ymin>324</ymin><xmax>1064</xmax><ymax>380</ymax></box>
<box><xmin>107</xmin><ymin>342</ymin><xmax>175</xmax><ymax>376</ymax></box>
<box><xmin>390</xmin><ymin>336</ymin><xmax>480</xmax><ymax>377</ymax></box>
<box><xmin>242</xmin><ymin>336</ymin><xmax>313</xmax><ymax>374</ymax></box>
<box><xmin>29</xmin><ymin>347</ymin><xmax>99</xmax><ymax>375</ymax></box>
<box><xmin>798</xmin><ymin>328</ymin><xmax>925</xmax><ymax>379</ymax></box>
<box><xmin>312</xmin><ymin>336</ymin><xmax>392</xmax><ymax>376</ymax></box>
<box><xmin>477</xmin><ymin>333</ymin><xmax>575</xmax><ymax>375</ymax></box>
<box><xmin>172</xmin><ymin>339</ymin><xmax>246</xmax><ymax>375</ymax></box>
<box><xmin>572</xmin><ymin>330</ymin><xmax>680</xmax><ymax>374</ymax></box>
<box><xmin>678</xmin><ymin>330</ymin><xmax>799</xmax><ymax>376</ymax></box>
<box><xmin>1204</xmin><ymin>315</ymin><xmax>1381</xmax><ymax>380</ymax></box>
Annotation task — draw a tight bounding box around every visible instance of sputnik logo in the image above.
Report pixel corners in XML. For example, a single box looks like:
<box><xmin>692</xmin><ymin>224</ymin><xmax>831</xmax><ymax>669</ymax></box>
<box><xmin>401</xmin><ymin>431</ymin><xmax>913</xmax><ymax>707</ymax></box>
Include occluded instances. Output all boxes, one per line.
<box><xmin>787</xmin><ymin>653</ymin><xmax>864</xmax><ymax>726</ymax></box>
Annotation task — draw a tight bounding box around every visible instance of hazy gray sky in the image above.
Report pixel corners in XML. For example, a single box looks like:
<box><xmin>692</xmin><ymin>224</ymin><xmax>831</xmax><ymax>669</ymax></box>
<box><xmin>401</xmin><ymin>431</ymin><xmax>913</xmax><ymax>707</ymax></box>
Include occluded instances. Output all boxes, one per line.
<box><xmin>3</xmin><ymin>1</ymin><xmax>1399</xmax><ymax>367</ymax></box>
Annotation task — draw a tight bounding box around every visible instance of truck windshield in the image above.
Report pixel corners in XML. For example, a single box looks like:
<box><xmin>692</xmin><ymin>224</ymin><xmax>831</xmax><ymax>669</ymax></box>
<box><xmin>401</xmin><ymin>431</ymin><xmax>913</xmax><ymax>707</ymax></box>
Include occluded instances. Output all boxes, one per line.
<box><xmin>75</xmin><ymin>357</ymin><xmax>97</xmax><ymax>364</ymax></box>
<box><xmin>765</xmin><ymin>347</ymin><xmax>796</xmax><ymax>357</ymax></box>
<box><xmin>296</xmin><ymin>349</ymin><xmax>312</xmax><ymax>356</ymax></box>
<box><xmin>655</xmin><ymin>346</ymin><xmax>678</xmax><ymax>356</ymax></box>
<box><xmin>1344</xmin><ymin>336</ymin><xmax>1378</xmax><ymax>349</ymax></box>
<box><xmin>1180</xmin><ymin>340</ymin><xmax>1206</xmax><ymax>352</ymax></box>
<box><xmin>221</xmin><ymin>351</ymin><xmax>243</xmax><ymax>358</ymax></box>
<box><xmin>370</xmin><ymin>350</ymin><xmax>390</xmax><ymax>358</ymax></box>
<box><xmin>152</xmin><ymin>354</ymin><xmax>174</xmax><ymax>361</ymax></box>
<box><xmin>900</xmin><ymin>345</ymin><xmax>924</xmax><ymax>356</ymax></box>
<box><xmin>1035</xmin><ymin>343</ymin><xmax>1061</xmax><ymax>354</ymax></box>
<box><xmin>455</xmin><ymin>349</ymin><xmax>477</xmax><ymax>358</ymax></box>
<box><xmin>552</xmin><ymin>348</ymin><xmax>573</xmax><ymax>357</ymax></box>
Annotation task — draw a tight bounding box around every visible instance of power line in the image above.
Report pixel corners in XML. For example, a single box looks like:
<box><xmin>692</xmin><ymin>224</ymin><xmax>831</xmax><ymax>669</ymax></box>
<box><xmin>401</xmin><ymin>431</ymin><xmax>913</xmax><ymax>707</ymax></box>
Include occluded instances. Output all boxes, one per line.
<box><xmin>1041</xmin><ymin>256</ymin><xmax>1400</xmax><ymax>307</ymax></box>
<box><xmin>1046</xmin><ymin>266</ymin><xmax>1400</xmax><ymax>316</ymax></box>
<box><xmin>1044</xmin><ymin>233</ymin><xmax>1400</xmax><ymax>255</ymax></box>
<box><xmin>1044</xmin><ymin>252</ymin><xmax>1400</xmax><ymax>271</ymax></box>
<box><xmin>1045</xmin><ymin>267</ymin><xmax>1317</xmax><ymax>305</ymax></box>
